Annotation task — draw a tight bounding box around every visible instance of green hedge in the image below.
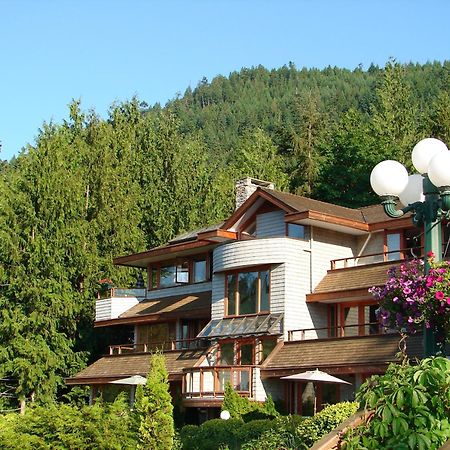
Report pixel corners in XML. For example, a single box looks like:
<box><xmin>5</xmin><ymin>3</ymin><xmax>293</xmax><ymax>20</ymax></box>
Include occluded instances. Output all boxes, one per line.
<box><xmin>242</xmin><ymin>402</ymin><xmax>359</xmax><ymax>450</ymax></box>
<box><xmin>180</xmin><ymin>417</ymin><xmax>276</xmax><ymax>449</ymax></box>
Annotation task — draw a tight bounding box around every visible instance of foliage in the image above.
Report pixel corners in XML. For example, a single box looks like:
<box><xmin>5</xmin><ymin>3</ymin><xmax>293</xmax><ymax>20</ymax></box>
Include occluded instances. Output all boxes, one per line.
<box><xmin>242</xmin><ymin>402</ymin><xmax>358</xmax><ymax>450</ymax></box>
<box><xmin>221</xmin><ymin>382</ymin><xmax>279</xmax><ymax>420</ymax></box>
<box><xmin>371</xmin><ymin>257</ymin><xmax>450</xmax><ymax>340</ymax></box>
<box><xmin>180</xmin><ymin>418</ymin><xmax>276</xmax><ymax>450</ymax></box>
<box><xmin>135</xmin><ymin>352</ymin><xmax>174</xmax><ymax>449</ymax></box>
<box><xmin>0</xmin><ymin>60</ymin><xmax>449</xmax><ymax>407</ymax></box>
<box><xmin>341</xmin><ymin>357</ymin><xmax>450</xmax><ymax>450</ymax></box>
<box><xmin>0</xmin><ymin>394</ymin><xmax>137</xmax><ymax>449</ymax></box>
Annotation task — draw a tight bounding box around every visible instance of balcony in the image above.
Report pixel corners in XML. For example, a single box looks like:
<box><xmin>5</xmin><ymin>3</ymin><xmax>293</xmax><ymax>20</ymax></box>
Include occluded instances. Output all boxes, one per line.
<box><xmin>287</xmin><ymin>322</ymin><xmax>392</xmax><ymax>341</ymax></box>
<box><xmin>108</xmin><ymin>338</ymin><xmax>210</xmax><ymax>355</ymax></box>
<box><xmin>95</xmin><ymin>288</ymin><xmax>146</xmax><ymax>322</ymax></box>
<box><xmin>183</xmin><ymin>366</ymin><xmax>253</xmax><ymax>400</ymax></box>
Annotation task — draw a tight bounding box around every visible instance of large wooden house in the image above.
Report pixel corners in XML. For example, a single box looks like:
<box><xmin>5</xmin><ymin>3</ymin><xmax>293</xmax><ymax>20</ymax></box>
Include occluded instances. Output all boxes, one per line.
<box><xmin>67</xmin><ymin>178</ymin><xmax>438</xmax><ymax>421</ymax></box>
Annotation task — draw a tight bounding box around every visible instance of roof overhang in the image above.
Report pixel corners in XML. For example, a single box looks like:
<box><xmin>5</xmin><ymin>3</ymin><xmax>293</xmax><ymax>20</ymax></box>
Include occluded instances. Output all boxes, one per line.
<box><xmin>285</xmin><ymin>212</ymin><xmax>368</xmax><ymax>236</ymax></box>
<box><xmin>306</xmin><ymin>288</ymin><xmax>373</xmax><ymax>303</ymax></box>
<box><xmin>113</xmin><ymin>241</ymin><xmax>217</xmax><ymax>268</ymax></box>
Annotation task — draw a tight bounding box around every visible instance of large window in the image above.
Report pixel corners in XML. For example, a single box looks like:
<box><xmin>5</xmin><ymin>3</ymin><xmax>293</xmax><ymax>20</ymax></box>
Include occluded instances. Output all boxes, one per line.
<box><xmin>149</xmin><ymin>254</ymin><xmax>210</xmax><ymax>289</ymax></box>
<box><xmin>226</xmin><ymin>269</ymin><xmax>270</xmax><ymax>316</ymax></box>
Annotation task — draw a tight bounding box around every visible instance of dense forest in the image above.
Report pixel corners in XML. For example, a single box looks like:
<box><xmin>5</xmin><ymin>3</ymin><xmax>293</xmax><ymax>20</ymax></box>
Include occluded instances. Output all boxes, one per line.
<box><xmin>0</xmin><ymin>60</ymin><xmax>449</xmax><ymax>410</ymax></box>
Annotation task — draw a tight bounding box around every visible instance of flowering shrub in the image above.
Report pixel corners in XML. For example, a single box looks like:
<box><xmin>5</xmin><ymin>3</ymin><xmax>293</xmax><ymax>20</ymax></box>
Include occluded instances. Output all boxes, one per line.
<box><xmin>370</xmin><ymin>254</ymin><xmax>450</xmax><ymax>340</ymax></box>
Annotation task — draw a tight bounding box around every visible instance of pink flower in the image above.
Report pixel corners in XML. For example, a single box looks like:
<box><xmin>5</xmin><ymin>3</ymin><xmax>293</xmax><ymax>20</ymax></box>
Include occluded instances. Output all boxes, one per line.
<box><xmin>447</xmin><ymin>298</ymin><xmax>450</xmax><ymax>305</ymax></box>
<box><xmin>427</xmin><ymin>251</ymin><xmax>435</xmax><ymax>258</ymax></box>
<box><xmin>435</xmin><ymin>291</ymin><xmax>445</xmax><ymax>301</ymax></box>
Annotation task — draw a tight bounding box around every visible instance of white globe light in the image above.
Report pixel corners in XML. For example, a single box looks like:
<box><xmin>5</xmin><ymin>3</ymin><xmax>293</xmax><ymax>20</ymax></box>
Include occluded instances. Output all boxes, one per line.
<box><xmin>428</xmin><ymin>151</ymin><xmax>450</xmax><ymax>188</ymax></box>
<box><xmin>370</xmin><ymin>160</ymin><xmax>409</xmax><ymax>197</ymax></box>
<box><xmin>220</xmin><ymin>410</ymin><xmax>230</xmax><ymax>420</ymax></box>
<box><xmin>398</xmin><ymin>174</ymin><xmax>424</xmax><ymax>206</ymax></box>
<box><xmin>411</xmin><ymin>138</ymin><xmax>448</xmax><ymax>174</ymax></box>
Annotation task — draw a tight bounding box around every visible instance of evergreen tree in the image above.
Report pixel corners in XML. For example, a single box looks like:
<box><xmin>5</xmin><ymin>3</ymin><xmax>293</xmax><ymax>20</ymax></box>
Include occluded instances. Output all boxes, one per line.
<box><xmin>136</xmin><ymin>353</ymin><xmax>174</xmax><ymax>450</ymax></box>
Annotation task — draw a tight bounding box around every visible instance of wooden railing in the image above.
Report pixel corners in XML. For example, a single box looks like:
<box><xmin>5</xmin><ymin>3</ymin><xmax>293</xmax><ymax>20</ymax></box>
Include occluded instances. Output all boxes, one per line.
<box><xmin>287</xmin><ymin>322</ymin><xmax>392</xmax><ymax>341</ymax></box>
<box><xmin>183</xmin><ymin>366</ymin><xmax>253</xmax><ymax>399</ymax></box>
<box><xmin>109</xmin><ymin>337</ymin><xmax>209</xmax><ymax>355</ymax></box>
<box><xmin>330</xmin><ymin>248</ymin><xmax>423</xmax><ymax>270</ymax></box>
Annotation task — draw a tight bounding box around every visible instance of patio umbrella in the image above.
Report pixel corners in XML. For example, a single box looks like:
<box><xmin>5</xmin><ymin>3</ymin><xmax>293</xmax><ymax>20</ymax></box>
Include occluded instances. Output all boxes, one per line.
<box><xmin>109</xmin><ymin>375</ymin><xmax>147</xmax><ymax>385</ymax></box>
<box><xmin>281</xmin><ymin>369</ymin><xmax>351</xmax><ymax>415</ymax></box>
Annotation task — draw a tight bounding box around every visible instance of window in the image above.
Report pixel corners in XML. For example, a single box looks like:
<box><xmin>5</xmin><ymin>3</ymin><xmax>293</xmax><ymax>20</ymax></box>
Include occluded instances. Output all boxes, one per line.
<box><xmin>261</xmin><ymin>338</ymin><xmax>277</xmax><ymax>362</ymax></box>
<box><xmin>149</xmin><ymin>254</ymin><xmax>210</xmax><ymax>289</ymax></box>
<box><xmin>193</xmin><ymin>258</ymin><xmax>207</xmax><ymax>283</ymax></box>
<box><xmin>160</xmin><ymin>264</ymin><xmax>177</xmax><ymax>287</ymax></box>
<box><xmin>287</xmin><ymin>223</ymin><xmax>306</xmax><ymax>239</ymax></box>
<box><xmin>385</xmin><ymin>232</ymin><xmax>401</xmax><ymax>261</ymax></box>
<box><xmin>176</xmin><ymin>260</ymin><xmax>189</xmax><ymax>283</ymax></box>
<box><xmin>219</xmin><ymin>342</ymin><xmax>234</xmax><ymax>365</ymax></box>
<box><xmin>226</xmin><ymin>269</ymin><xmax>270</xmax><ymax>316</ymax></box>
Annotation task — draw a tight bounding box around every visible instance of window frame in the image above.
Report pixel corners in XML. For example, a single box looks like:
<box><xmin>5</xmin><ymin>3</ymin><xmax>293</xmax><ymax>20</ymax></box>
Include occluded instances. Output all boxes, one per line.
<box><xmin>225</xmin><ymin>266</ymin><xmax>271</xmax><ymax>317</ymax></box>
<box><xmin>148</xmin><ymin>253</ymin><xmax>211</xmax><ymax>290</ymax></box>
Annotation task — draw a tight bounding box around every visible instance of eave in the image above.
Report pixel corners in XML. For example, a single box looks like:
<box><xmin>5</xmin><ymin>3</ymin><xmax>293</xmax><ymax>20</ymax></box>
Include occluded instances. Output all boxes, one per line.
<box><xmin>113</xmin><ymin>241</ymin><xmax>217</xmax><ymax>268</ymax></box>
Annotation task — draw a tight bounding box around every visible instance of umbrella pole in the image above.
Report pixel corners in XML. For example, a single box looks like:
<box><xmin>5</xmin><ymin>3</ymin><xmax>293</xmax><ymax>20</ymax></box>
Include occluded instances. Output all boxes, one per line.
<box><xmin>313</xmin><ymin>383</ymin><xmax>317</xmax><ymax>415</ymax></box>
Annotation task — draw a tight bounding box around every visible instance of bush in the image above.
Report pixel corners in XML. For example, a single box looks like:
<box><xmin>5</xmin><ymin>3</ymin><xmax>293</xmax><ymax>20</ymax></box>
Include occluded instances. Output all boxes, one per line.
<box><xmin>180</xmin><ymin>417</ymin><xmax>277</xmax><ymax>449</ymax></box>
<box><xmin>242</xmin><ymin>402</ymin><xmax>358</xmax><ymax>450</ymax></box>
<box><xmin>342</xmin><ymin>357</ymin><xmax>450</xmax><ymax>449</ymax></box>
<box><xmin>0</xmin><ymin>395</ymin><xmax>138</xmax><ymax>449</ymax></box>
<box><xmin>221</xmin><ymin>382</ymin><xmax>279</xmax><ymax>420</ymax></box>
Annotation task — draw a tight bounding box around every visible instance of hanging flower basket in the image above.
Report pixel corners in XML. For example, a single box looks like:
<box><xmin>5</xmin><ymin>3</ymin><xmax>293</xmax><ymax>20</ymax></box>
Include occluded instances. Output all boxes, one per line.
<box><xmin>370</xmin><ymin>254</ymin><xmax>450</xmax><ymax>342</ymax></box>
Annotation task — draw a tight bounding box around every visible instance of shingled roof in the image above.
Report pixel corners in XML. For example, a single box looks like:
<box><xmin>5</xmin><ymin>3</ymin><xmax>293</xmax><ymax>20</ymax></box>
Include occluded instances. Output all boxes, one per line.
<box><xmin>66</xmin><ymin>348</ymin><xmax>207</xmax><ymax>385</ymax></box>
<box><xmin>262</xmin><ymin>188</ymin><xmax>367</xmax><ymax>223</ymax></box>
<box><xmin>120</xmin><ymin>291</ymin><xmax>211</xmax><ymax>319</ymax></box>
<box><xmin>262</xmin><ymin>334</ymin><xmax>423</xmax><ymax>378</ymax></box>
<box><xmin>307</xmin><ymin>262</ymin><xmax>394</xmax><ymax>301</ymax></box>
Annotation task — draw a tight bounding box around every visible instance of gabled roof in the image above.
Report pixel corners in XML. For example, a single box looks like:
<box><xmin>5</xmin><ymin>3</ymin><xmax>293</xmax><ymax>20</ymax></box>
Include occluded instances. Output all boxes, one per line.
<box><xmin>114</xmin><ymin>186</ymin><xmax>412</xmax><ymax>266</ymax></box>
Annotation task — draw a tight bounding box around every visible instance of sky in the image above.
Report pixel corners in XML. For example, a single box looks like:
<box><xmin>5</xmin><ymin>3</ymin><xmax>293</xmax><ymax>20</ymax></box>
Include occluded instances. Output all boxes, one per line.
<box><xmin>1</xmin><ymin>0</ymin><xmax>449</xmax><ymax>161</ymax></box>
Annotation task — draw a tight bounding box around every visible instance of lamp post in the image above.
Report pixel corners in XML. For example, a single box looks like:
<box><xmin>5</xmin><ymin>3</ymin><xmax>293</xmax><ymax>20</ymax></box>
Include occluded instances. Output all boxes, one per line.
<box><xmin>370</xmin><ymin>138</ymin><xmax>450</xmax><ymax>356</ymax></box>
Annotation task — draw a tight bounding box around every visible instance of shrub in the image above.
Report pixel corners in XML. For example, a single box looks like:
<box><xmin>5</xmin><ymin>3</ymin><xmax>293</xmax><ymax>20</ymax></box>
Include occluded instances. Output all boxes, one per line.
<box><xmin>0</xmin><ymin>395</ymin><xmax>138</xmax><ymax>449</ymax></box>
<box><xmin>341</xmin><ymin>357</ymin><xmax>450</xmax><ymax>450</ymax></box>
<box><xmin>221</xmin><ymin>382</ymin><xmax>279</xmax><ymax>420</ymax></box>
<box><xmin>180</xmin><ymin>417</ymin><xmax>277</xmax><ymax>449</ymax></box>
<box><xmin>243</xmin><ymin>402</ymin><xmax>358</xmax><ymax>450</ymax></box>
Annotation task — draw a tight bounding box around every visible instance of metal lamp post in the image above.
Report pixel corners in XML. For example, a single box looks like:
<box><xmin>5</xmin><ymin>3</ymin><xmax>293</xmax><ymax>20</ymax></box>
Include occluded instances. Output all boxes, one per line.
<box><xmin>370</xmin><ymin>138</ymin><xmax>450</xmax><ymax>356</ymax></box>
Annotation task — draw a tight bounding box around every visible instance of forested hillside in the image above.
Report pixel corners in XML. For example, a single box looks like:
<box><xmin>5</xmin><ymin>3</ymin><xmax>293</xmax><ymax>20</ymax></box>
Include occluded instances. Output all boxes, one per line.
<box><xmin>0</xmin><ymin>60</ymin><xmax>449</xmax><ymax>409</ymax></box>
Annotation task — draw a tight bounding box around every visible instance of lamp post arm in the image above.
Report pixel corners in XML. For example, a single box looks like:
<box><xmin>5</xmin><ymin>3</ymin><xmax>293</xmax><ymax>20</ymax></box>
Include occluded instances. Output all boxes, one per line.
<box><xmin>380</xmin><ymin>196</ymin><xmax>420</xmax><ymax>219</ymax></box>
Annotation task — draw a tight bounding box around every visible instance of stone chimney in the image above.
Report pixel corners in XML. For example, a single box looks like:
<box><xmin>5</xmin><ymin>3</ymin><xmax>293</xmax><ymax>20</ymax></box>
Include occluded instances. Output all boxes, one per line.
<box><xmin>235</xmin><ymin>177</ymin><xmax>275</xmax><ymax>210</ymax></box>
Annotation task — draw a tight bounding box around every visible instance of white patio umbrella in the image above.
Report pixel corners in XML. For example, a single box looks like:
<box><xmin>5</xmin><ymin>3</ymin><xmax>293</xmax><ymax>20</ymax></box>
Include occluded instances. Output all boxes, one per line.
<box><xmin>281</xmin><ymin>369</ymin><xmax>351</xmax><ymax>415</ymax></box>
<box><xmin>109</xmin><ymin>375</ymin><xmax>147</xmax><ymax>385</ymax></box>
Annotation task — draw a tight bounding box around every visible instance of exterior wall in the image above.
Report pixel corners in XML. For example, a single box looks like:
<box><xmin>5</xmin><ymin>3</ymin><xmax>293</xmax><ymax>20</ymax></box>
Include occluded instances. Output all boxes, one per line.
<box><xmin>96</xmin><ymin>297</ymin><xmax>140</xmax><ymax>321</ymax></box>
<box><xmin>310</xmin><ymin>227</ymin><xmax>358</xmax><ymax>289</ymax></box>
<box><xmin>212</xmin><ymin>238</ymin><xmax>313</xmax><ymax>339</ymax></box>
<box><xmin>146</xmin><ymin>281</ymin><xmax>212</xmax><ymax>300</ymax></box>
<box><xmin>256</xmin><ymin>210</ymin><xmax>285</xmax><ymax>238</ymax></box>
<box><xmin>356</xmin><ymin>232</ymin><xmax>385</xmax><ymax>265</ymax></box>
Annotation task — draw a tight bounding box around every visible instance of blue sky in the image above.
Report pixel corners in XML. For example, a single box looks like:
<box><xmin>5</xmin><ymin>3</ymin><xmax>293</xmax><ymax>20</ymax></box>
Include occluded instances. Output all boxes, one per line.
<box><xmin>1</xmin><ymin>0</ymin><xmax>449</xmax><ymax>161</ymax></box>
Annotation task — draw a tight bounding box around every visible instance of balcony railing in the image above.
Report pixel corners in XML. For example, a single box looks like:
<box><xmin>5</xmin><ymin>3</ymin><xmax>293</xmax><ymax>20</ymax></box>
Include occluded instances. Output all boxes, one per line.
<box><xmin>183</xmin><ymin>366</ymin><xmax>253</xmax><ymax>399</ymax></box>
<box><xmin>287</xmin><ymin>322</ymin><xmax>394</xmax><ymax>341</ymax></box>
<box><xmin>108</xmin><ymin>337</ymin><xmax>209</xmax><ymax>355</ymax></box>
<box><xmin>330</xmin><ymin>248</ymin><xmax>424</xmax><ymax>270</ymax></box>
<box><xmin>97</xmin><ymin>287</ymin><xmax>146</xmax><ymax>300</ymax></box>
